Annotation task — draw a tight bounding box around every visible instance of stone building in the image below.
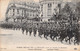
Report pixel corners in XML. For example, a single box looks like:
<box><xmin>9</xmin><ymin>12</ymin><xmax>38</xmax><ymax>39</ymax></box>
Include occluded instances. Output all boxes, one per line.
<box><xmin>39</xmin><ymin>0</ymin><xmax>63</xmax><ymax>21</ymax></box>
<box><xmin>6</xmin><ymin>1</ymin><xmax>40</xmax><ymax>22</ymax></box>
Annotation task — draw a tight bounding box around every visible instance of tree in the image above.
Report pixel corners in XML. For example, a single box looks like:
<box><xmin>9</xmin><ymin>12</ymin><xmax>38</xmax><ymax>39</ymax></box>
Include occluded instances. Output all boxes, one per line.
<box><xmin>54</xmin><ymin>3</ymin><xmax>72</xmax><ymax>21</ymax></box>
<box><xmin>76</xmin><ymin>2</ymin><xmax>80</xmax><ymax>14</ymax></box>
<box><xmin>76</xmin><ymin>2</ymin><xmax>80</xmax><ymax>21</ymax></box>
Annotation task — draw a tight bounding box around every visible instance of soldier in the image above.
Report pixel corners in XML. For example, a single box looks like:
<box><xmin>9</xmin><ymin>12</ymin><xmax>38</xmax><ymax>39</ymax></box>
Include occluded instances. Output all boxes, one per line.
<box><xmin>38</xmin><ymin>26</ymin><xmax>43</xmax><ymax>38</ymax></box>
<box><xmin>45</xmin><ymin>29</ymin><xmax>49</xmax><ymax>40</ymax></box>
<box><xmin>50</xmin><ymin>28</ymin><xmax>54</xmax><ymax>40</ymax></box>
<box><xmin>74</xmin><ymin>28</ymin><xmax>80</xmax><ymax>45</ymax></box>
<box><xmin>25</xmin><ymin>26</ymin><xmax>29</xmax><ymax>35</ymax></box>
<box><xmin>44</xmin><ymin>28</ymin><xmax>47</xmax><ymax>39</ymax></box>
<box><xmin>21</xmin><ymin>26</ymin><xmax>25</xmax><ymax>34</ymax></box>
<box><xmin>65</xmin><ymin>28</ymin><xmax>73</xmax><ymax>44</ymax></box>
<box><xmin>33</xmin><ymin>26</ymin><xmax>37</xmax><ymax>37</ymax></box>
<box><xmin>28</xmin><ymin>25</ymin><xmax>32</xmax><ymax>36</ymax></box>
<box><xmin>53</xmin><ymin>29</ymin><xmax>59</xmax><ymax>41</ymax></box>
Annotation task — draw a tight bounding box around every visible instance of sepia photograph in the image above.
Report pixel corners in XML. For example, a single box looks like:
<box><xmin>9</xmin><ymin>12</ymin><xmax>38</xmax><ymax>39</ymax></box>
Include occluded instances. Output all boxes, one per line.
<box><xmin>0</xmin><ymin>0</ymin><xmax>80</xmax><ymax>51</ymax></box>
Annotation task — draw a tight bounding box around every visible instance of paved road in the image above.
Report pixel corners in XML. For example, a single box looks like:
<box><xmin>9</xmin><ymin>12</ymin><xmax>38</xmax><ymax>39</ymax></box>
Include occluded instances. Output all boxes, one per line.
<box><xmin>0</xmin><ymin>28</ymin><xmax>79</xmax><ymax>51</ymax></box>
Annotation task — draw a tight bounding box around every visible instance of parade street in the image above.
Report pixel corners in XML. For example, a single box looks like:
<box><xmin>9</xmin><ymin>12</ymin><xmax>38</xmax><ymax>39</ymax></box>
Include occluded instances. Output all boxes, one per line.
<box><xmin>0</xmin><ymin>28</ymin><xmax>79</xmax><ymax>51</ymax></box>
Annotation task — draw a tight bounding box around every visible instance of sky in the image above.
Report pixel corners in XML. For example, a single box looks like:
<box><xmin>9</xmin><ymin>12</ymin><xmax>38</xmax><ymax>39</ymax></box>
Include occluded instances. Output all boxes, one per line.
<box><xmin>0</xmin><ymin>0</ymin><xmax>80</xmax><ymax>21</ymax></box>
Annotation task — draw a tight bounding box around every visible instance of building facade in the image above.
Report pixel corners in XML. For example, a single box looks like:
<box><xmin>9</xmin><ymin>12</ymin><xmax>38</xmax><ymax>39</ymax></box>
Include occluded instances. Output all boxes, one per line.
<box><xmin>39</xmin><ymin>0</ymin><xmax>63</xmax><ymax>21</ymax></box>
<box><xmin>6</xmin><ymin>0</ymin><xmax>66</xmax><ymax>22</ymax></box>
<box><xmin>6</xmin><ymin>1</ymin><xmax>40</xmax><ymax>22</ymax></box>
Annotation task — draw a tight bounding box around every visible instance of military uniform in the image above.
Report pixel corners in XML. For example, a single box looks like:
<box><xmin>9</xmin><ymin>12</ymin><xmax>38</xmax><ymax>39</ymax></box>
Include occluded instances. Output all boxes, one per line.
<box><xmin>38</xmin><ymin>27</ymin><xmax>43</xmax><ymax>38</ymax></box>
<box><xmin>25</xmin><ymin>26</ymin><xmax>29</xmax><ymax>35</ymax></box>
<box><xmin>33</xmin><ymin>26</ymin><xmax>37</xmax><ymax>37</ymax></box>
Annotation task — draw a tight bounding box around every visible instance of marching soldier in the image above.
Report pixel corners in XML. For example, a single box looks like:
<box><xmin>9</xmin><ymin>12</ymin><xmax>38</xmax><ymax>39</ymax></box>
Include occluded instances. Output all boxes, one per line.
<box><xmin>28</xmin><ymin>24</ymin><xmax>32</xmax><ymax>36</ymax></box>
<box><xmin>22</xmin><ymin>26</ymin><xmax>25</xmax><ymax>34</ymax></box>
<box><xmin>38</xmin><ymin>26</ymin><xmax>43</xmax><ymax>38</ymax></box>
<box><xmin>25</xmin><ymin>25</ymin><xmax>29</xmax><ymax>35</ymax></box>
<box><xmin>33</xmin><ymin>26</ymin><xmax>37</xmax><ymax>37</ymax></box>
<box><xmin>50</xmin><ymin>28</ymin><xmax>54</xmax><ymax>40</ymax></box>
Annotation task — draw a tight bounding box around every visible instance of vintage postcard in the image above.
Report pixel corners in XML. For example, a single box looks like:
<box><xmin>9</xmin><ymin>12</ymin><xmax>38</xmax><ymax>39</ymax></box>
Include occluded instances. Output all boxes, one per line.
<box><xmin>0</xmin><ymin>0</ymin><xmax>80</xmax><ymax>51</ymax></box>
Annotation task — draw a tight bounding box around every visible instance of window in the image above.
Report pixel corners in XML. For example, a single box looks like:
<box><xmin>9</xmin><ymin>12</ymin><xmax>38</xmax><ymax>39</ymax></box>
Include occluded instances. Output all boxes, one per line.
<box><xmin>47</xmin><ymin>15</ymin><xmax>51</xmax><ymax>16</ymax></box>
<box><xmin>41</xmin><ymin>15</ymin><xmax>43</xmax><ymax>17</ymax></box>
<box><xmin>22</xmin><ymin>10</ymin><xmax>23</xmax><ymax>16</ymax></box>
<box><xmin>48</xmin><ymin>3</ymin><xmax>52</xmax><ymax>12</ymax></box>
<box><xmin>47</xmin><ymin>8</ymin><xmax>52</xmax><ymax>17</ymax></box>
<box><xmin>41</xmin><ymin>5</ymin><xmax>43</xmax><ymax>8</ymax></box>
<box><xmin>30</xmin><ymin>14</ymin><xmax>32</xmax><ymax>16</ymax></box>
<box><xmin>13</xmin><ymin>12</ymin><xmax>14</xmax><ymax>16</ymax></box>
<box><xmin>17</xmin><ymin>9</ymin><xmax>19</xmax><ymax>14</ymax></box>
<box><xmin>48</xmin><ymin>3</ymin><xmax>52</xmax><ymax>7</ymax></box>
<box><xmin>33</xmin><ymin>14</ymin><xmax>34</xmax><ymax>16</ymax></box>
<box><xmin>53</xmin><ymin>2</ymin><xmax>54</xmax><ymax>4</ymax></box>
<box><xmin>48</xmin><ymin>8</ymin><xmax>51</xmax><ymax>11</ymax></box>
<box><xmin>12</xmin><ymin>9</ymin><xmax>15</xmax><ymax>16</ymax></box>
<box><xmin>47</xmin><ymin>3</ymin><xmax>52</xmax><ymax>17</ymax></box>
<box><xmin>48</xmin><ymin>19</ymin><xmax>50</xmax><ymax>21</ymax></box>
<box><xmin>13</xmin><ymin>9</ymin><xmax>15</xmax><ymax>12</ymax></box>
<box><xmin>41</xmin><ymin>5</ymin><xmax>43</xmax><ymax>11</ymax></box>
<box><xmin>58</xmin><ymin>4</ymin><xmax>61</xmax><ymax>8</ymax></box>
